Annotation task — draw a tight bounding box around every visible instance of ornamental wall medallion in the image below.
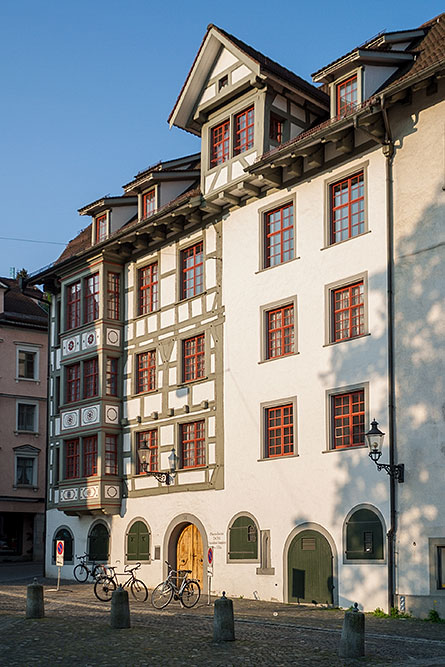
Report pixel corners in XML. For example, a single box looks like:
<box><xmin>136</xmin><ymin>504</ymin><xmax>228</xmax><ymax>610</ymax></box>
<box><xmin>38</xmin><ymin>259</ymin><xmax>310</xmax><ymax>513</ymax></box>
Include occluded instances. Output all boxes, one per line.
<box><xmin>60</xmin><ymin>488</ymin><xmax>79</xmax><ymax>502</ymax></box>
<box><xmin>61</xmin><ymin>410</ymin><xmax>79</xmax><ymax>430</ymax></box>
<box><xmin>80</xmin><ymin>486</ymin><xmax>99</xmax><ymax>500</ymax></box>
<box><xmin>106</xmin><ymin>328</ymin><xmax>120</xmax><ymax>346</ymax></box>
<box><xmin>105</xmin><ymin>406</ymin><xmax>119</xmax><ymax>424</ymax></box>
<box><xmin>82</xmin><ymin>329</ymin><xmax>100</xmax><ymax>350</ymax></box>
<box><xmin>81</xmin><ymin>405</ymin><xmax>99</xmax><ymax>425</ymax></box>
<box><xmin>62</xmin><ymin>336</ymin><xmax>80</xmax><ymax>357</ymax></box>
<box><xmin>104</xmin><ymin>485</ymin><xmax>119</xmax><ymax>499</ymax></box>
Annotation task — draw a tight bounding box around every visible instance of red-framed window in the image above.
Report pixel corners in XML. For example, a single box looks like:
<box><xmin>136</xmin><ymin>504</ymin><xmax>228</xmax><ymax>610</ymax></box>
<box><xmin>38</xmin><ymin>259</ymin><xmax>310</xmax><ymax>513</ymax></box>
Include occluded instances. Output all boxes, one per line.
<box><xmin>264</xmin><ymin>203</ymin><xmax>294</xmax><ymax>267</ymax></box>
<box><xmin>66</xmin><ymin>281</ymin><xmax>81</xmax><ymax>330</ymax></box>
<box><xmin>234</xmin><ymin>106</ymin><xmax>254</xmax><ymax>155</ymax></box>
<box><xmin>105</xmin><ymin>434</ymin><xmax>118</xmax><ymax>475</ymax></box>
<box><xmin>183</xmin><ymin>334</ymin><xmax>205</xmax><ymax>382</ymax></box>
<box><xmin>337</xmin><ymin>75</ymin><xmax>357</xmax><ymax>115</ymax></box>
<box><xmin>65</xmin><ymin>439</ymin><xmax>80</xmax><ymax>479</ymax></box>
<box><xmin>106</xmin><ymin>357</ymin><xmax>118</xmax><ymax>396</ymax></box>
<box><xmin>181</xmin><ymin>421</ymin><xmax>205</xmax><ymax>469</ymax></box>
<box><xmin>210</xmin><ymin>119</ymin><xmax>230</xmax><ymax>167</ymax></box>
<box><xmin>267</xmin><ymin>304</ymin><xmax>294</xmax><ymax>359</ymax></box>
<box><xmin>332</xmin><ymin>282</ymin><xmax>365</xmax><ymax>342</ymax></box>
<box><xmin>84</xmin><ymin>273</ymin><xmax>99</xmax><ymax>323</ymax></box>
<box><xmin>138</xmin><ymin>263</ymin><xmax>158</xmax><ymax>315</ymax></box>
<box><xmin>332</xmin><ymin>389</ymin><xmax>365</xmax><ymax>449</ymax></box>
<box><xmin>181</xmin><ymin>242</ymin><xmax>203</xmax><ymax>299</ymax></box>
<box><xmin>269</xmin><ymin>113</ymin><xmax>284</xmax><ymax>144</ymax></box>
<box><xmin>330</xmin><ymin>172</ymin><xmax>365</xmax><ymax>244</ymax></box>
<box><xmin>107</xmin><ymin>272</ymin><xmax>120</xmax><ymax>320</ymax></box>
<box><xmin>95</xmin><ymin>214</ymin><xmax>108</xmax><ymax>243</ymax></box>
<box><xmin>136</xmin><ymin>430</ymin><xmax>158</xmax><ymax>474</ymax></box>
<box><xmin>136</xmin><ymin>351</ymin><xmax>156</xmax><ymax>393</ymax></box>
<box><xmin>143</xmin><ymin>189</ymin><xmax>156</xmax><ymax>218</ymax></box>
<box><xmin>83</xmin><ymin>357</ymin><xmax>98</xmax><ymax>398</ymax></box>
<box><xmin>265</xmin><ymin>404</ymin><xmax>293</xmax><ymax>458</ymax></box>
<box><xmin>83</xmin><ymin>435</ymin><xmax>98</xmax><ymax>477</ymax></box>
<box><xmin>66</xmin><ymin>363</ymin><xmax>80</xmax><ymax>403</ymax></box>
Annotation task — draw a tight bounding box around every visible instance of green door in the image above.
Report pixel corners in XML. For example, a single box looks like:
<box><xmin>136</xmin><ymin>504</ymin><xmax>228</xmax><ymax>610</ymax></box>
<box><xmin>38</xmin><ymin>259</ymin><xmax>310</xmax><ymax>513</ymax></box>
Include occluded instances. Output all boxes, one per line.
<box><xmin>288</xmin><ymin>529</ymin><xmax>333</xmax><ymax>604</ymax></box>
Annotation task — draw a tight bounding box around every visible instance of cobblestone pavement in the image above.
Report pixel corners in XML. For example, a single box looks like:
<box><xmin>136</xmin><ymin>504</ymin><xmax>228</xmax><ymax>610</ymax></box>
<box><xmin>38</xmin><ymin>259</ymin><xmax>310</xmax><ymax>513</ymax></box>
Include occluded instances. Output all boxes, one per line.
<box><xmin>1</xmin><ymin>580</ymin><xmax>445</xmax><ymax>666</ymax></box>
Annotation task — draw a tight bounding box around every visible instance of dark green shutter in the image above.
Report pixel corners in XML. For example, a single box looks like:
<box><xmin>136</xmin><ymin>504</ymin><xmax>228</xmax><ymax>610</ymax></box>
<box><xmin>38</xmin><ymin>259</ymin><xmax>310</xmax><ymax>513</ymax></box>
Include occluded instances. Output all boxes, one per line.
<box><xmin>229</xmin><ymin>517</ymin><xmax>258</xmax><ymax>560</ymax></box>
<box><xmin>127</xmin><ymin>521</ymin><xmax>150</xmax><ymax>561</ymax></box>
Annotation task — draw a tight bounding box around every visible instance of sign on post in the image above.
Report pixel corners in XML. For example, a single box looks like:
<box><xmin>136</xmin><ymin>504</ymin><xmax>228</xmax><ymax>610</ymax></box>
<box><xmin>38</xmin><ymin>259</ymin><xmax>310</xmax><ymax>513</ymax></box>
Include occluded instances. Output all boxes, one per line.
<box><xmin>56</xmin><ymin>540</ymin><xmax>64</xmax><ymax>567</ymax></box>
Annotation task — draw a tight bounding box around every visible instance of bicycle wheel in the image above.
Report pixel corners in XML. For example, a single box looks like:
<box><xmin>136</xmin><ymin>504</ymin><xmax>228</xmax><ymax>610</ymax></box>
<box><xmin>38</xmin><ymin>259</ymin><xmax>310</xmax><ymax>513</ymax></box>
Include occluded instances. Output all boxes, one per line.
<box><xmin>181</xmin><ymin>580</ymin><xmax>200</xmax><ymax>608</ymax></box>
<box><xmin>92</xmin><ymin>563</ymin><xmax>110</xmax><ymax>581</ymax></box>
<box><xmin>94</xmin><ymin>577</ymin><xmax>116</xmax><ymax>602</ymax></box>
<box><xmin>151</xmin><ymin>582</ymin><xmax>174</xmax><ymax>609</ymax></box>
<box><xmin>131</xmin><ymin>578</ymin><xmax>148</xmax><ymax>602</ymax></box>
<box><xmin>73</xmin><ymin>564</ymin><xmax>89</xmax><ymax>583</ymax></box>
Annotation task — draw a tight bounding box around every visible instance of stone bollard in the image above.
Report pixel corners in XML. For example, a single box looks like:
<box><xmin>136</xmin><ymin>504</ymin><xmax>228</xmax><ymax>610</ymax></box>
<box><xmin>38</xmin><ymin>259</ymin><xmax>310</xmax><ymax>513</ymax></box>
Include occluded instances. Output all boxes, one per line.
<box><xmin>213</xmin><ymin>591</ymin><xmax>235</xmax><ymax>642</ymax></box>
<box><xmin>339</xmin><ymin>602</ymin><xmax>365</xmax><ymax>658</ymax></box>
<box><xmin>26</xmin><ymin>578</ymin><xmax>44</xmax><ymax>619</ymax></box>
<box><xmin>110</xmin><ymin>585</ymin><xmax>131</xmax><ymax>629</ymax></box>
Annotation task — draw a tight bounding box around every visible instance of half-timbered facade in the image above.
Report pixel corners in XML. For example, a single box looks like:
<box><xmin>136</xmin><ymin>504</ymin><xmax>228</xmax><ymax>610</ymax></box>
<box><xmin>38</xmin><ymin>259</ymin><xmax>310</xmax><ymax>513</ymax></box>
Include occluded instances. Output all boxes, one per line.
<box><xmin>32</xmin><ymin>16</ymin><xmax>445</xmax><ymax>614</ymax></box>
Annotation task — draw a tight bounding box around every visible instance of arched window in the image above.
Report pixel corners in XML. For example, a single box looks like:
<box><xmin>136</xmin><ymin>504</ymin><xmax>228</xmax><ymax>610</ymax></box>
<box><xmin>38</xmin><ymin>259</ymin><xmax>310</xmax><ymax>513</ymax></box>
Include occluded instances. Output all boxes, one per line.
<box><xmin>228</xmin><ymin>515</ymin><xmax>258</xmax><ymax>560</ymax></box>
<box><xmin>346</xmin><ymin>508</ymin><xmax>383</xmax><ymax>560</ymax></box>
<box><xmin>53</xmin><ymin>527</ymin><xmax>73</xmax><ymax>563</ymax></box>
<box><xmin>88</xmin><ymin>522</ymin><xmax>109</xmax><ymax>561</ymax></box>
<box><xmin>126</xmin><ymin>521</ymin><xmax>150</xmax><ymax>561</ymax></box>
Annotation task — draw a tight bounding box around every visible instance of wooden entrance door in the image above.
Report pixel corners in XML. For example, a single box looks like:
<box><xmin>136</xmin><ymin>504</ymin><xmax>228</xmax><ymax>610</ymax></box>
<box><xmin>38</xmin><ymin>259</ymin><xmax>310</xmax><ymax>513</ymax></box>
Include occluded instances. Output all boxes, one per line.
<box><xmin>287</xmin><ymin>529</ymin><xmax>333</xmax><ymax>604</ymax></box>
<box><xmin>176</xmin><ymin>524</ymin><xmax>203</xmax><ymax>583</ymax></box>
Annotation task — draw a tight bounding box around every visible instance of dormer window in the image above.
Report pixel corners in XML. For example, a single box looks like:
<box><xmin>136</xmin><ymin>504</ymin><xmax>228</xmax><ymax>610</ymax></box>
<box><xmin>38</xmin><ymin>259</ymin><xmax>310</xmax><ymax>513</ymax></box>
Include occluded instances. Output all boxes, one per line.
<box><xmin>211</xmin><ymin>120</ymin><xmax>230</xmax><ymax>167</ymax></box>
<box><xmin>234</xmin><ymin>106</ymin><xmax>254</xmax><ymax>155</ymax></box>
<box><xmin>95</xmin><ymin>214</ymin><xmax>108</xmax><ymax>243</ymax></box>
<box><xmin>337</xmin><ymin>75</ymin><xmax>357</xmax><ymax>115</ymax></box>
<box><xmin>143</xmin><ymin>189</ymin><xmax>156</xmax><ymax>218</ymax></box>
<box><xmin>269</xmin><ymin>114</ymin><xmax>284</xmax><ymax>145</ymax></box>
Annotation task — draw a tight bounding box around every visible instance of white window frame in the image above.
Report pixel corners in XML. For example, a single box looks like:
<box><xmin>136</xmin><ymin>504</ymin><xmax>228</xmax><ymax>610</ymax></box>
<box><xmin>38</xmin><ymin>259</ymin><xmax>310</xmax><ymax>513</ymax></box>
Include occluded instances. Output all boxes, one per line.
<box><xmin>16</xmin><ymin>400</ymin><xmax>39</xmax><ymax>434</ymax></box>
<box><xmin>15</xmin><ymin>344</ymin><xmax>40</xmax><ymax>382</ymax></box>
<box><xmin>14</xmin><ymin>445</ymin><xmax>40</xmax><ymax>488</ymax></box>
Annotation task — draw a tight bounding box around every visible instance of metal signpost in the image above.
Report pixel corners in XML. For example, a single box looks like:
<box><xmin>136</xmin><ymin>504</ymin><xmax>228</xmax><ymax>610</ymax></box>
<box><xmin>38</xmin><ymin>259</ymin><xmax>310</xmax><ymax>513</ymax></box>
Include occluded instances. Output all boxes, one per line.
<box><xmin>55</xmin><ymin>540</ymin><xmax>64</xmax><ymax>591</ymax></box>
<box><xmin>207</xmin><ymin>547</ymin><xmax>213</xmax><ymax>605</ymax></box>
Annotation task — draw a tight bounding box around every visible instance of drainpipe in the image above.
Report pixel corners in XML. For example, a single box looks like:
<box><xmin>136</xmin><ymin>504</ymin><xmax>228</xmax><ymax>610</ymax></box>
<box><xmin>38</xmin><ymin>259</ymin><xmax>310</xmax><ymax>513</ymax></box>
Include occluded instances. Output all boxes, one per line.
<box><xmin>381</xmin><ymin>94</ymin><xmax>397</xmax><ymax>613</ymax></box>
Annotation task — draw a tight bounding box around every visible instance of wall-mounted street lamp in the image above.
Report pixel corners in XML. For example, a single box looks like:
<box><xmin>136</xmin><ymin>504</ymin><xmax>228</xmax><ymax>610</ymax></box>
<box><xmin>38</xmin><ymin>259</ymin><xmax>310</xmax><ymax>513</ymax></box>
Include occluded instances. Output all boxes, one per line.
<box><xmin>366</xmin><ymin>419</ymin><xmax>404</xmax><ymax>483</ymax></box>
<box><xmin>137</xmin><ymin>446</ymin><xmax>178</xmax><ymax>485</ymax></box>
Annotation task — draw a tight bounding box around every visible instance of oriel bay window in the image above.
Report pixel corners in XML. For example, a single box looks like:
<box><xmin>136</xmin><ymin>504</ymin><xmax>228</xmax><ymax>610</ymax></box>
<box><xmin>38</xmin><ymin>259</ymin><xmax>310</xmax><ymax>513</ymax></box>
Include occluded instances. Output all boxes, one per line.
<box><xmin>66</xmin><ymin>363</ymin><xmax>80</xmax><ymax>403</ymax></box>
<box><xmin>66</xmin><ymin>281</ymin><xmax>81</xmax><ymax>330</ymax></box>
<box><xmin>330</xmin><ymin>171</ymin><xmax>365</xmax><ymax>244</ymax></box>
<box><xmin>84</xmin><ymin>273</ymin><xmax>99</xmax><ymax>323</ymax></box>
<box><xmin>331</xmin><ymin>388</ymin><xmax>365</xmax><ymax>449</ymax></box>
<box><xmin>136</xmin><ymin>351</ymin><xmax>156</xmax><ymax>393</ymax></box>
<box><xmin>181</xmin><ymin>242</ymin><xmax>203</xmax><ymax>299</ymax></box>
<box><xmin>183</xmin><ymin>333</ymin><xmax>205</xmax><ymax>382</ymax></box>
<box><xmin>180</xmin><ymin>421</ymin><xmax>205</xmax><ymax>468</ymax></box>
<box><xmin>105</xmin><ymin>434</ymin><xmax>118</xmax><ymax>475</ymax></box>
<box><xmin>65</xmin><ymin>439</ymin><xmax>80</xmax><ymax>479</ymax></box>
<box><xmin>83</xmin><ymin>435</ymin><xmax>98</xmax><ymax>477</ymax></box>
<box><xmin>264</xmin><ymin>202</ymin><xmax>294</xmax><ymax>268</ymax></box>
<box><xmin>136</xmin><ymin>430</ymin><xmax>158</xmax><ymax>473</ymax></box>
<box><xmin>83</xmin><ymin>357</ymin><xmax>98</xmax><ymax>398</ymax></box>
<box><xmin>107</xmin><ymin>272</ymin><xmax>120</xmax><ymax>320</ymax></box>
<box><xmin>106</xmin><ymin>357</ymin><xmax>118</xmax><ymax>396</ymax></box>
<box><xmin>138</xmin><ymin>263</ymin><xmax>158</xmax><ymax>314</ymax></box>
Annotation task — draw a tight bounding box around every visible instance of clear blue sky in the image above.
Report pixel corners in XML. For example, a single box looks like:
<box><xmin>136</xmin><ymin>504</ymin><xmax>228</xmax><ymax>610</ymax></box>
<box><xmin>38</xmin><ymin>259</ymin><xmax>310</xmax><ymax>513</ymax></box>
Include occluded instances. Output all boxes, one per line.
<box><xmin>0</xmin><ymin>0</ymin><xmax>442</xmax><ymax>277</ymax></box>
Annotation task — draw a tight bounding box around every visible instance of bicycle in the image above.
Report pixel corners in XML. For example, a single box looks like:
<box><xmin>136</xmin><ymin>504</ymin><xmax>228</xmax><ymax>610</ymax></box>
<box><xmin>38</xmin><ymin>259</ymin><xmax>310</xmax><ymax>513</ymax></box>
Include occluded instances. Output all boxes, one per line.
<box><xmin>94</xmin><ymin>561</ymin><xmax>148</xmax><ymax>602</ymax></box>
<box><xmin>151</xmin><ymin>562</ymin><xmax>201</xmax><ymax>609</ymax></box>
<box><xmin>73</xmin><ymin>553</ymin><xmax>110</xmax><ymax>583</ymax></box>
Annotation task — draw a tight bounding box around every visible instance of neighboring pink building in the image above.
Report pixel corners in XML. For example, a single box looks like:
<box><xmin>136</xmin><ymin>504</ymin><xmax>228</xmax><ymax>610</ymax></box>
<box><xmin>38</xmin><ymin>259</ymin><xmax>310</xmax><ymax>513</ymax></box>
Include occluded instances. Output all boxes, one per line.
<box><xmin>0</xmin><ymin>278</ymin><xmax>48</xmax><ymax>561</ymax></box>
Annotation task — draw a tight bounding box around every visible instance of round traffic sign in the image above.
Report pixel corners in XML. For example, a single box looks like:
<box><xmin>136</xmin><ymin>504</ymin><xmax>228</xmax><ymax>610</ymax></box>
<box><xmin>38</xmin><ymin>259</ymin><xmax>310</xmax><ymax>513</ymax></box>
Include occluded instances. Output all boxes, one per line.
<box><xmin>57</xmin><ymin>541</ymin><xmax>64</xmax><ymax>554</ymax></box>
<box><xmin>207</xmin><ymin>547</ymin><xmax>213</xmax><ymax>565</ymax></box>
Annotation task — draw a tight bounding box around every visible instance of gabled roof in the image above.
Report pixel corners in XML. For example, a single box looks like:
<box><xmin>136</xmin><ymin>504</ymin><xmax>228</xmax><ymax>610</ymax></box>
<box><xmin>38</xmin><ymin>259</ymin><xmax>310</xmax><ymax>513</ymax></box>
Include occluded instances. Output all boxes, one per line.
<box><xmin>0</xmin><ymin>278</ymin><xmax>48</xmax><ymax>330</ymax></box>
<box><xmin>169</xmin><ymin>24</ymin><xmax>328</xmax><ymax>135</ymax></box>
<box><xmin>123</xmin><ymin>152</ymin><xmax>200</xmax><ymax>193</ymax></box>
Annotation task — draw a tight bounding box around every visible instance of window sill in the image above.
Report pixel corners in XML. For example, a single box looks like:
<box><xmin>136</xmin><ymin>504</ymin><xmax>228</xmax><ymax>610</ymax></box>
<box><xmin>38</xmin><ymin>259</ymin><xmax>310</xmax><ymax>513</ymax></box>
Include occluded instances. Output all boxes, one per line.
<box><xmin>320</xmin><ymin>230</ymin><xmax>371</xmax><ymax>251</ymax></box>
<box><xmin>256</xmin><ymin>567</ymin><xmax>275</xmax><ymax>575</ymax></box>
<box><xmin>177</xmin><ymin>376</ymin><xmax>208</xmax><ymax>388</ymax></box>
<box><xmin>322</xmin><ymin>445</ymin><xmax>367</xmax><ymax>453</ymax></box>
<box><xmin>257</xmin><ymin>453</ymin><xmax>299</xmax><ymax>462</ymax></box>
<box><xmin>15</xmin><ymin>431</ymin><xmax>39</xmax><ymax>436</ymax></box>
<box><xmin>323</xmin><ymin>333</ymin><xmax>371</xmax><ymax>348</ymax></box>
<box><xmin>179</xmin><ymin>290</ymin><xmax>207</xmax><ymax>304</ymax></box>
<box><xmin>258</xmin><ymin>352</ymin><xmax>299</xmax><ymax>365</ymax></box>
<box><xmin>15</xmin><ymin>377</ymin><xmax>40</xmax><ymax>384</ymax></box>
<box><xmin>14</xmin><ymin>485</ymin><xmax>39</xmax><ymax>491</ymax></box>
<box><xmin>255</xmin><ymin>257</ymin><xmax>300</xmax><ymax>275</ymax></box>
<box><xmin>344</xmin><ymin>558</ymin><xmax>386</xmax><ymax>565</ymax></box>
<box><xmin>134</xmin><ymin>309</ymin><xmax>160</xmax><ymax>321</ymax></box>
<box><xmin>228</xmin><ymin>558</ymin><xmax>259</xmax><ymax>565</ymax></box>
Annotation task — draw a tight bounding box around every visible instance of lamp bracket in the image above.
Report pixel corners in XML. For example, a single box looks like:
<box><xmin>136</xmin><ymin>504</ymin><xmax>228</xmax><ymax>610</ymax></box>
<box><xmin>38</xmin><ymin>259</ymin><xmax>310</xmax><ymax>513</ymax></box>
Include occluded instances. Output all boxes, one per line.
<box><xmin>369</xmin><ymin>454</ymin><xmax>404</xmax><ymax>483</ymax></box>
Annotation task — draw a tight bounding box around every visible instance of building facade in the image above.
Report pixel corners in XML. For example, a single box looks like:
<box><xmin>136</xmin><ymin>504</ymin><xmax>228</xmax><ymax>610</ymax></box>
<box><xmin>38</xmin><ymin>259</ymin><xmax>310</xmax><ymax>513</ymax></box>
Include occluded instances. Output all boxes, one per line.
<box><xmin>32</xmin><ymin>16</ymin><xmax>444</xmax><ymax>614</ymax></box>
<box><xmin>0</xmin><ymin>278</ymin><xmax>48</xmax><ymax>561</ymax></box>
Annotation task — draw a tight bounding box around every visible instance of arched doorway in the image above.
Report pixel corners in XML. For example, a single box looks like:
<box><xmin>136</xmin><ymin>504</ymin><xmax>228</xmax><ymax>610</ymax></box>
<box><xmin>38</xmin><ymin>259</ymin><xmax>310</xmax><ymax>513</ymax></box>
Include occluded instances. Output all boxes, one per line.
<box><xmin>176</xmin><ymin>524</ymin><xmax>203</xmax><ymax>584</ymax></box>
<box><xmin>88</xmin><ymin>522</ymin><xmax>109</xmax><ymax>561</ymax></box>
<box><xmin>287</xmin><ymin>529</ymin><xmax>333</xmax><ymax>604</ymax></box>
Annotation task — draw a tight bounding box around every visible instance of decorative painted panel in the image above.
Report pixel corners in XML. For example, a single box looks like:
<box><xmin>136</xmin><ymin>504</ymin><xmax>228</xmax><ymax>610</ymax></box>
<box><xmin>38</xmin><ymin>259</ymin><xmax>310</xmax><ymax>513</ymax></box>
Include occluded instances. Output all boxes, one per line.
<box><xmin>106</xmin><ymin>328</ymin><xmax>121</xmax><ymax>346</ymax></box>
<box><xmin>105</xmin><ymin>405</ymin><xmax>119</xmax><ymax>424</ymax></box>
<box><xmin>81</xmin><ymin>405</ymin><xmax>100</xmax><ymax>426</ymax></box>
<box><xmin>104</xmin><ymin>485</ymin><xmax>120</xmax><ymax>500</ymax></box>
<box><xmin>62</xmin><ymin>335</ymin><xmax>80</xmax><ymax>357</ymax></box>
<box><xmin>82</xmin><ymin>329</ymin><xmax>100</xmax><ymax>350</ymax></box>
<box><xmin>59</xmin><ymin>487</ymin><xmax>79</xmax><ymax>502</ymax></box>
<box><xmin>79</xmin><ymin>486</ymin><xmax>99</xmax><ymax>500</ymax></box>
<box><xmin>61</xmin><ymin>410</ymin><xmax>79</xmax><ymax>431</ymax></box>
